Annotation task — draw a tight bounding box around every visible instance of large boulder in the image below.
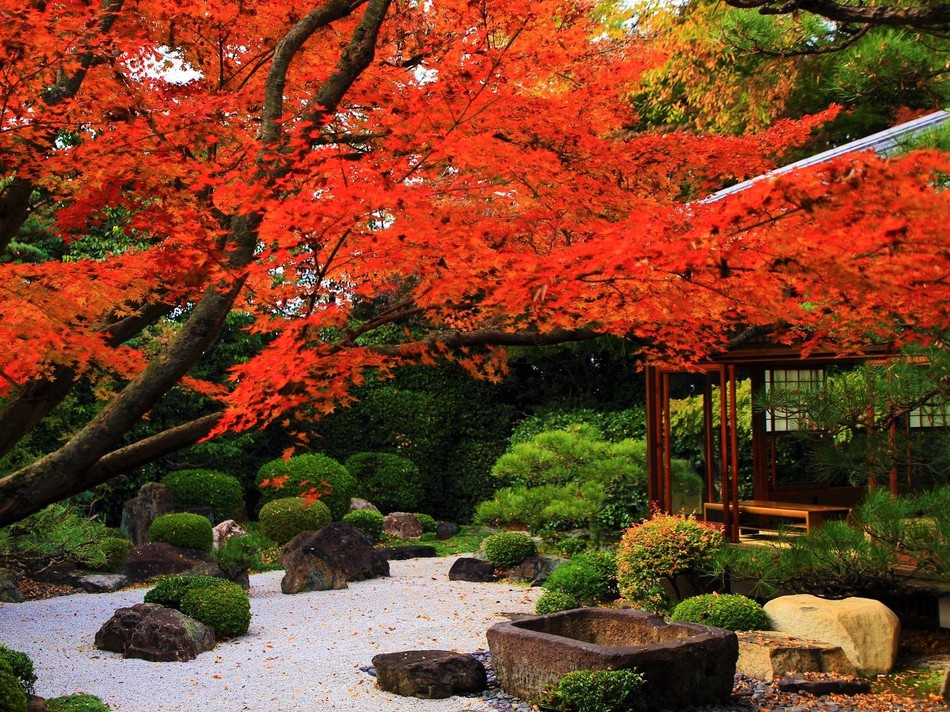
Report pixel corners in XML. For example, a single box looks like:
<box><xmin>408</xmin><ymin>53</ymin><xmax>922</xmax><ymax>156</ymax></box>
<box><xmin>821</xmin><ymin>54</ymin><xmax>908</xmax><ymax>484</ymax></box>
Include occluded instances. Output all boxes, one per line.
<box><xmin>212</xmin><ymin>520</ymin><xmax>247</xmax><ymax>550</ymax></box>
<box><xmin>435</xmin><ymin>522</ymin><xmax>461</xmax><ymax>540</ymax></box>
<box><xmin>372</xmin><ymin>650</ymin><xmax>487</xmax><ymax>699</ymax></box>
<box><xmin>448</xmin><ymin>558</ymin><xmax>497</xmax><ymax>583</ymax></box>
<box><xmin>281</xmin><ymin>549</ymin><xmax>348</xmax><ymax>594</ymax></box>
<box><xmin>95</xmin><ymin>603</ymin><xmax>215</xmax><ymax>662</ymax></box>
<box><xmin>764</xmin><ymin>594</ymin><xmax>900</xmax><ymax>675</ymax></box>
<box><xmin>120</xmin><ymin>482</ymin><xmax>174</xmax><ymax>545</ymax></box>
<box><xmin>384</xmin><ymin>512</ymin><xmax>423</xmax><ymax>540</ymax></box>
<box><xmin>736</xmin><ymin>631</ymin><xmax>856</xmax><ymax>679</ymax></box>
<box><xmin>122</xmin><ymin>542</ymin><xmax>210</xmax><ymax>583</ymax></box>
<box><xmin>507</xmin><ymin>555</ymin><xmax>568</xmax><ymax>587</ymax></box>
<box><xmin>0</xmin><ymin>568</ymin><xmax>22</xmax><ymax>602</ymax></box>
<box><xmin>280</xmin><ymin>522</ymin><xmax>389</xmax><ymax>582</ymax></box>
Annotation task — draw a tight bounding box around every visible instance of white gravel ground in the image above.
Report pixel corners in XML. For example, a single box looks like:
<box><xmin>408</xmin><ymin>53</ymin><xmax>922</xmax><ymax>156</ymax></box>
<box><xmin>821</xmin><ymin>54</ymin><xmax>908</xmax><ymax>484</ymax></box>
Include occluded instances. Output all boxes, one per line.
<box><xmin>0</xmin><ymin>556</ymin><xmax>542</xmax><ymax>712</ymax></box>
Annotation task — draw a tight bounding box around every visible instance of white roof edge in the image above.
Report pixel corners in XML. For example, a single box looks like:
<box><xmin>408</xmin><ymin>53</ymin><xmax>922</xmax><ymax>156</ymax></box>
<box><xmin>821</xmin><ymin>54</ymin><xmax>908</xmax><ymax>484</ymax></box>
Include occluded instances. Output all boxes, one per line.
<box><xmin>702</xmin><ymin>109</ymin><xmax>950</xmax><ymax>204</ymax></box>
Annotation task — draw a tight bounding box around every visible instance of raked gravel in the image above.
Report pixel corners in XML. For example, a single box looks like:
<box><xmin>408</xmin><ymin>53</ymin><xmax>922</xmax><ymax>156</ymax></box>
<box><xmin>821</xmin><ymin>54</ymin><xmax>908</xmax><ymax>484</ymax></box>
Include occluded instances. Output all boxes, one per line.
<box><xmin>0</xmin><ymin>556</ymin><xmax>543</xmax><ymax>712</ymax></box>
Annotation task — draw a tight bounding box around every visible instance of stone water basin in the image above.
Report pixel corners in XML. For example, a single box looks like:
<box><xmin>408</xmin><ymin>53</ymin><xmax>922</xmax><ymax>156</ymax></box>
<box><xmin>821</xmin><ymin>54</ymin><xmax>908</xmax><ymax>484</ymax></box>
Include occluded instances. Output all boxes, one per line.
<box><xmin>486</xmin><ymin>608</ymin><xmax>738</xmax><ymax>709</ymax></box>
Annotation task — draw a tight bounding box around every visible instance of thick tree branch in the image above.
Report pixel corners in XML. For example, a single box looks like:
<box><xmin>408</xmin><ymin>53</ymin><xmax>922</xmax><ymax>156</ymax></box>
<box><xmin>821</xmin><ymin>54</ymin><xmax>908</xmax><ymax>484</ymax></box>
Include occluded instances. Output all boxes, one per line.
<box><xmin>725</xmin><ymin>0</ymin><xmax>950</xmax><ymax>31</ymax></box>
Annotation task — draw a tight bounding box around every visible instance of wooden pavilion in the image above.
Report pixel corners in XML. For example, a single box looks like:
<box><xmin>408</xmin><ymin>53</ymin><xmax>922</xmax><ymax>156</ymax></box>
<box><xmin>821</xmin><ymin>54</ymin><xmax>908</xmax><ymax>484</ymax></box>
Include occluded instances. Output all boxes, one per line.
<box><xmin>644</xmin><ymin>110</ymin><xmax>950</xmax><ymax>542</ymax></box>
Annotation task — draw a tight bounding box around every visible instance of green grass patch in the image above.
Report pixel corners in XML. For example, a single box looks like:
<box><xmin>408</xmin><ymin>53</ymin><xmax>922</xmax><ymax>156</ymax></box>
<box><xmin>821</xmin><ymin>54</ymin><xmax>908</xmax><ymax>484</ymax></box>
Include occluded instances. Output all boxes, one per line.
<box><xmin>383</xmin><ymin>525</ymin><xmax>495</xmax><ymax>557</ymax></box>
<box><xmin>871</xmin><ymin>668</ymin><xmax>946</xmax><ymax>700</ymax></box>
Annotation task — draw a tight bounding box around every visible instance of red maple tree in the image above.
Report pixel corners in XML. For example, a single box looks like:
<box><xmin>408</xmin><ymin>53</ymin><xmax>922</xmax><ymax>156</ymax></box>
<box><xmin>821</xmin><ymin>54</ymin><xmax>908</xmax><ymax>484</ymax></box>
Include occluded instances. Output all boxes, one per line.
<box><xmin>0</xmin><ymin>0</ymin><xmax>946</xmax><ymax>524</ymax></box>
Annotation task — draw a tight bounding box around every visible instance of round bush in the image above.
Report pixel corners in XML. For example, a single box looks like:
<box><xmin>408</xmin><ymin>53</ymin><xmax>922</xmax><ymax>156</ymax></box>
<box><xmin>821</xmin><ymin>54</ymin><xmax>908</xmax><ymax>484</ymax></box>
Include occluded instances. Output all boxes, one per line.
<box><xmin>482</xmin><ymin>532</ymin><xmax>537</xmax><ymax>568</ymax></box>
<box><xmin>160</xmin><ymin>469</ymin><xmax>245</xmax><ymax>523</ymax></box>
<box><xmin>144</xmin><ymin>575</ymin><xmax>231</xmax><ymax>610</ymax></box>
<box><xmin>341</xmin><ymin>510</ymin><xmax>385</xmax><ymax>542</ymax></box>
<box><xmin>180</xmin><ymin>581</ymin><xmax>251</xmax><ymax>639</ymax></box>
<box><xmin>543</xmin><ymin>550</ymin><xmax>617</xmax><ymax>605</ymax></box>
<box><xmin>147</xmin><ymin>513</ymin><xmax>213</xmax><ymax>552</ymax></box>
<box><xmin>258</xmin><ymin>497</ymin><xmax>332</xmax><ymax>546</ymax></box>
<box><xmin>670</xmin><ymin>593</ymin><xmax>769</xmax><ymax>631</ymax></box>
<box><xmin>45</xmin><ymin>695</ymin><xmax>111</xmax><ymax>712</ymax></box>
<box><xmin>344</xmin><ymin>452</ymin><xmax>424</xmax><ymax>514</ymax></box>
<box><xmin>616</xmin><ymin>512</ymin><xmax>722</xmax><ymax>614</ymax></box>
<box><xmin>100</xmin><ymin>537</ymin><xmax>132</xmax><ymax>571</ymax></box>
<box><xmin>257</xmin><ymin>454</ymin><xmax>357</xmax><ymax>520</ymax></box>
<box><xmin>535</xmin><ymin>590</ymin><xmax>579</xmax><ymax>616</ymax></box>
<box><xmin>0</xmin><ymin>645</ymin><xmax>35</xmax><ymax>697</ymax></box>
<box><xmin>414</xmin><ymin>513</ymin><xmax>437</xmax><ymax>533</ymax></box>
<box><xmin>0</xmin><ymin>660</ymin><xmax>27</xmax><ymax>712</ymax></box>
<box><xmin>554</xmin><ymin>668</ymin><xmax>646</xmax><ymax>712</ymax></box>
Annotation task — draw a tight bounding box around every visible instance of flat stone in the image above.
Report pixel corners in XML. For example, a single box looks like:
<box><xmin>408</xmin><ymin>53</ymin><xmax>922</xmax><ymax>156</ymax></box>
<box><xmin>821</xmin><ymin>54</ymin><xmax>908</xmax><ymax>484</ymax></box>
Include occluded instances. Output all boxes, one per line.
<box><xmin>765</xmin><ymin>594</ymin><xmax>900</xmax><ymax>675</ymax></box>
<box><xmin>737</xmin><ymin>630</ymin><xmax>856</xmax><ymax>679</ymax></box>
<box><xmin>76</xmin><ymin>574</ymin><xmax>129</xmax><ymax>594</ymax></box>
<box><xmin>777</xmin><ymin>674</ymin><xmax>872</xmax><ymax>695</ymax></box>
<box><xmin>95</xmin><ymin>602</ymin><xmax>215</xmax><ymax>662</ymax></box>
<box><xmin>448</xmin><ymin>557</ymin><xmax>497</xmax><ymax>583</ymax></box>
<box><xmin>372</xmin><ymin>650</ymin><xmax>487</xmax><ymax>699</ymax></box>
<box><xmin>378</xmin><ymin>546</ymin><xmax>437</xmax><ymax>561</ymax></box>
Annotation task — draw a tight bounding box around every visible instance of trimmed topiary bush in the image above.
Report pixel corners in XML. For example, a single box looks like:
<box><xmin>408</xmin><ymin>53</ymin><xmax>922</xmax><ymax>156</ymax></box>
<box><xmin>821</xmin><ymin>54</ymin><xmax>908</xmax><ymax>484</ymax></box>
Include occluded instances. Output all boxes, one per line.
<box><xmin>45</xmin><ymin>695</ymin><xmax>111</xmax><ymax>711</ymax></box>
<box><xmin>535</xmin><ymin>590</ymin><xmax>579</xmax><ymax>616</ymax></box>
<box><xmin>543</xmin><ymin>549</ymin><xmax>618</xmax><ymax>605</ymax></box>
<box><xmin>147</xmin><ymin>513</ymin><xmax>214</xmax><ymax>552</ymax></box>
<box><xmin>256</xmin><ymin>454</ymin><xmax>357</xmax><ymax>520</ymax></box>
<box><xmin>180</xmin><ymin>581</ymin><xmax>251</xmax><ymax>639</ymax></box>
<box><xmin>344</xmin><ymin>452</ymin><xmax>424</xmax><ymax>514</ymax></box>
<box><xmin>482</xmin><ymin>531</ymin><xmax>536</xmax><ymax>568</ymax></box>
<box><xmin>341</xmin><ymin>510</ymin><xmax>385</xmax><ymax>542</ymax></box>
<box><xmin>0</xmin><ymin>645</ymin><xmax>35</xmax><ymax>697</ymax></box>
<box><xmin>0</xmin><ymin>659</ymin><xmax>27</xmax><ymax>712</ymax></box>
<box><xmin>258</xmin><ymin>497</ymin><xmax>332</xmax><ymax>546</ymax></box>
<box><xmin>144</xmin><ymin>575</ymin><xmax>231</xmax><ymax>610</ymax></box>
<box><xmin>414</xmin><ymin>513</ymin><xmax>437</xmax><ymax>533</ymax></box>
<box><xmin>670</xmin><ymin>593</ymin><xmax>769</xmax><ymax>631</ymax></box>
<box><xmin>616</xmin><ymin>512</ymin><xmax>723</xmax><ymax>614</ymax></box>
<box><xmin>552</xmin><ymin>668</ymin><xmax>647</xmax><ymax>712</ymax></box>
<box><xmin>100</xmin><ymin>537</ymin><xmax>133</xmax><ymax>571</ymax></box>
<box><xmin>160</xmin><ymin>469</ymin><xmax>245</xmax><ymax>523</ymax></box>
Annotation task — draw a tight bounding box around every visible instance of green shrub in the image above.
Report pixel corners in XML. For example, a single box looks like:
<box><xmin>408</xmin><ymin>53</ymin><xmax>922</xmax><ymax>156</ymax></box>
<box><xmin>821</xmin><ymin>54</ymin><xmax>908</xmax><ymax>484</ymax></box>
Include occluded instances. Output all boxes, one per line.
<box><xmin>543</xmin><ymin>550</ymin><xmax>618</xmax><ymax>605</ymax></box>
<box><xmin>160</xmin><ymin>469</ymin><xmax>245</xmax><ymax>523</ymax></box>
<box><xmin>212</xmin><ymin>532</ymin><xmax>279</xmax><ymax>576</ymax></box>
<box><xmin>0</xmin><ymin>660</ymin><xmax>27</xmax><ymax>712</ymax></box>
<box><xmin>344</xmin><ymin>453</ymin><xmax>424</xmax><ymax>514</ymax></box>
<box><xmin>483</xmin><ymin>532</ymin><xmax>536</xmax><ymax>568</ymax></box>
<box><xmin>554</xmin><ymin>537</ymin><xmax>589</xmax><ymax>556</ymax></box>
<box><xmin>45</xmin><ymin>695</ymin><xmax>111</xmax><ymax>711</ymax></box>
<box><xmin>144</xmin><ymin>575</ymin><xmax>231</xmax><ymax>610</ymax></box>
<box><xmin>0</xmin><ymin>645</ymin><xmax>35</xmax><ymax>696</ymax></box>
<box><xmin>535</xmin><ymin>590</ymin><xmax>579</xmax><ymax>615</ymax></box>
<box><xmin>258</xmin><ymin>497</ymin><xmax>332</xmax><ymax>546</ymax></box>
<box><xmin>147</xmin><ymin>513</ymin><xmax>213</xmax><ymax>552</ymax></box>
<box><xmin>414</xmin><ymin>513</ymin><xmax>437</xmax><ymax>533</ymax></box>
<box><xmin>100</xmin><ymin>537</ymin><xmax>132</xmax><ymax>571</ymax></box>
<box><xmin>553</xmin><ymin>668</ymin><xmax>647</xmax><ymax>712</ymax></box>
<box><xmin>180</xmin><ymin>581</ymin><xmax>251</xmax><ymax>639</ymax></box>
<box><xmin>256</xmin><ymin>454</ymin><xmax>357</xmax><ymax>519</ymax></box>
<box><xmin>670</xmin><ymin>593</ymin><xmax>769</xmax><ymax>631</ymax></box>
<box><xmin>341</xmin><ymin>510</ymin><xmax>385</xmax><ymax>542</ymax></box>
<box><xmin>616</xmin><ymin>512</ymin><xmax>723</xmax><ymax>614</ymax></box>
<box><xmin>474</xmin><ymin>483</ymin><xmax>602</xmax><ymax>535</ymax></box>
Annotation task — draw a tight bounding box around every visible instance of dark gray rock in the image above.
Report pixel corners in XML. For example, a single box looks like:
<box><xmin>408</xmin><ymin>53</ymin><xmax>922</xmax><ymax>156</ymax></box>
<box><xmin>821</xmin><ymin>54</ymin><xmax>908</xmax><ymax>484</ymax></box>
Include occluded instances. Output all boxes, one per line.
<box><xmin>384</xmin><ymin>512</ymin><xmax>423</xmax><ymax>540</ymax></box>
<box><xmin>448</xmin><ymin>557</ymin><xmax>497</xmax><ymax>583</ymax></box>
<box><xmin>507</xmin><ymin>555</ymin><xmax>567</xmax><ymax>586</ymax></box>
<box><xmin>0</xmin><ymin>567</ymin><xmax>22</xmax><ymax>602</ymax></box>
<box><xmin>281</xmin><ymin>549</ymin><xmax>348</xmax><ymax>594</ymax></box>
<box><xmin>435</xmin><ymin>522</ymin><xmax>461</xmax><ymax>540</ymax></box>
<box><xmin>123</xmin><ymin>542</ymin><xmax>209</xmax><ymax>583</ymax></box>
<box><xmin>777</xmin><ymin>674</ymin><xmax>872</xmax><ymax>695</ymax></box>
<box><xmin>95</xmin><ymin>603</ymin><xmax>215</xmax><ymax>662</ymax></box>
<box><xmin>76</xmin><ymin>574</ymin><xmax>128</xmax><ymax>593</ymax></box>
<box><xmin>186</xmin><ymin>560</ymin><xmax>250</xmax><ymax>589</ymax></box>
<box><xmin>281</xmin><ymin>522</ymin><xmax>389</xmax><ymax>582</ymax></box>
<box><xmin>379</xmin><ymin>546</ymin><xmax>437</xmax><ymax>561</ymax></box>
<box><xmin>372</xmin><ymin>650</ymin><xmax>487</xmax><ymax>699</ymax></box>
<box><xmin>120</xmin><ymin>482</ymin><xmax>174</xmax><ymax>545</ymax></box>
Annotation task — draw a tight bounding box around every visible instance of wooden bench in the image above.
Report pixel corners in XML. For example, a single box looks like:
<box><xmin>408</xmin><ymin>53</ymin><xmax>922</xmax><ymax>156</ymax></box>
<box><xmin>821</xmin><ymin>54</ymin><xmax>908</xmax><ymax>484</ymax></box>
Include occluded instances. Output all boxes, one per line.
<box><xmin>703</xmin><ymin>500</ymin><xmax>852</xmax><ymax>534</ymax></box>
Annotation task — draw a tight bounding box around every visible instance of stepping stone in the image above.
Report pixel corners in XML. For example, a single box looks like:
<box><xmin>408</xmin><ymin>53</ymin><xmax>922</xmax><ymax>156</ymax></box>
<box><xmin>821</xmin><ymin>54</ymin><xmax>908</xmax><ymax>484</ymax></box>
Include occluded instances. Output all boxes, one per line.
<box><xmin>378</xmin><ymin>546</ymin><xmax>437</xmax><ymax>560</ymax></box>
<box><xmin>777</xmin><ymin>674</ymin><xmax>871</xmax><ymax>696</ymax></box>
<box><xmin>372</xmin><ymin>650</ymin><xmax>487</xmax><ymax>699</ymax></box>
